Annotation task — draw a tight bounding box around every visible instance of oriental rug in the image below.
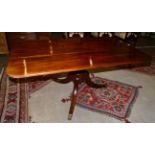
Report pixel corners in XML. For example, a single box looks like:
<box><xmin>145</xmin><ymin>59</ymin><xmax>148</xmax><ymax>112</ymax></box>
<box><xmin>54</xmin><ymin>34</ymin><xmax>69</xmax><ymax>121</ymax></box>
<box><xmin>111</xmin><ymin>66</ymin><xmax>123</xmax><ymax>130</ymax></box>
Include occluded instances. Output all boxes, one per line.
<box><xmin>0</xmin><ymin>68</ymin><xmax>51</xmax><ymax>123</ymax></box>
<box><xmin>0</xmin><ymin>68</ymin><xmax>139</xmax><ymax>123</ymax></box>
<box><xmin>131</xmin><ymin>61</ymin><xmax>155</xmax><ymax>76</ymax></box>
<box><xmin>62</xmin><ymin>77</ymin><xmax>140</xmax><ymax>122</ymax></box>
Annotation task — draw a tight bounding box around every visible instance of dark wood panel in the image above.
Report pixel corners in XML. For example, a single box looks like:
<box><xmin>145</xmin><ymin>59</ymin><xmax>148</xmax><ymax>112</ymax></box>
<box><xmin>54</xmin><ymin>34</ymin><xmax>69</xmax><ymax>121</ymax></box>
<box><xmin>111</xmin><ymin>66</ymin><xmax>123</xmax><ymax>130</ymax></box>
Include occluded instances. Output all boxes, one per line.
<box><xmin>10</xmin><ymin>38</ymin><xmax>134</xmax><ymax>58</ymax></box>
<box><xmin>6</xmin><ymin>37</ymin><xmax>151</xmax><ymax>78</ymax></box>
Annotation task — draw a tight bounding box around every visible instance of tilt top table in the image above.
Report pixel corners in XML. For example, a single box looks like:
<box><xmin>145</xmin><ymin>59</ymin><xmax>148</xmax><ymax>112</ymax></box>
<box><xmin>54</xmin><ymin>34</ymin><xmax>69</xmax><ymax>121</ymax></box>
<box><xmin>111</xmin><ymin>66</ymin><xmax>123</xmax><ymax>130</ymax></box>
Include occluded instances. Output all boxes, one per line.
<box><xmin>6</xmin><ymin>37</ymin><xmax>151</xmax><ymax>120</ymax></box>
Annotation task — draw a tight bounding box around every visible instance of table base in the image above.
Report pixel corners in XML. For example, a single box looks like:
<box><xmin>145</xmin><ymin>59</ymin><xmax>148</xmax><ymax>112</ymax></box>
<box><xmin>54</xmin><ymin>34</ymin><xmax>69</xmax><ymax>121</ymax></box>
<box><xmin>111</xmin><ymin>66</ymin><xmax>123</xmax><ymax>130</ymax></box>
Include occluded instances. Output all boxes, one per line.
<box><xmin>52</xmin><ymin>70</ymin><xmax>106</xmax><ymax>120</ymax></box>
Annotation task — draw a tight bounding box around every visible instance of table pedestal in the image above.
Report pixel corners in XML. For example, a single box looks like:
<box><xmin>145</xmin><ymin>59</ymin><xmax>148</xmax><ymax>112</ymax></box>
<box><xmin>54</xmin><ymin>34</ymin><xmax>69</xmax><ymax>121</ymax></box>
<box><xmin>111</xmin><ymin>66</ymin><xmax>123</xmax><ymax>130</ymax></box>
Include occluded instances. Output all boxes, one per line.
<box><xmin>52</xmin><ymin>70</ymin><xmax>106</xmax><ymax>120</ymax></box>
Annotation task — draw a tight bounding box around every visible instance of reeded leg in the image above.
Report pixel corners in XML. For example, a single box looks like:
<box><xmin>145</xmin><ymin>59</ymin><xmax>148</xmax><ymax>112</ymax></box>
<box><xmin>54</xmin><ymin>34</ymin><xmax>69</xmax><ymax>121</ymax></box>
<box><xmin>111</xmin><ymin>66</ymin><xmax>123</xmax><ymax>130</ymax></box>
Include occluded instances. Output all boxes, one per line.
<box><xmin>68</xmin><ymin>84</ymin><xmax>78</xmax><ymax>120</ymax></box>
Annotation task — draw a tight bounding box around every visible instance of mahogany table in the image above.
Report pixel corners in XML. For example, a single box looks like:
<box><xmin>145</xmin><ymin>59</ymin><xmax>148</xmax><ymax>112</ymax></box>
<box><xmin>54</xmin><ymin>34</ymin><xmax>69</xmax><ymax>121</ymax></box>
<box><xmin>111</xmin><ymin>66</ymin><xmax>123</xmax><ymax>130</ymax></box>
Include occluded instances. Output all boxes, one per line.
<box><xmin>6</xmin><ymin>37</ymin><xmax>151</xmax><ymax>120</ymax></box>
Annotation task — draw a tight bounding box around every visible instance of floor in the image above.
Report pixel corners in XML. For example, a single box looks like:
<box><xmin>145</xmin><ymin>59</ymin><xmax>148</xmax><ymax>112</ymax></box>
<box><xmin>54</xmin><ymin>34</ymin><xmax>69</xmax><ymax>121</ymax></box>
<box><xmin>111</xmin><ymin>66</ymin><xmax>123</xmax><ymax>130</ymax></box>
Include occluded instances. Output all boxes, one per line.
<box><xmin>29</xmin><ymin>69</ymin><xmax>155</xmax><ymax>122</ymax></box>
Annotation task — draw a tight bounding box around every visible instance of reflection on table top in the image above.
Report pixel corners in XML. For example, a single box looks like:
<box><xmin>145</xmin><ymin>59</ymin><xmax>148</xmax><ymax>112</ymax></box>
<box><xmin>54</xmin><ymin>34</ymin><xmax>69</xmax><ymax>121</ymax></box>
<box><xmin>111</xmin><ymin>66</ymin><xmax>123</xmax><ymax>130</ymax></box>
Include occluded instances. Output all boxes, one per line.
<box><xmin>7</xmin><ymin>37</ymin><xmax>151</xmax><ymax>78</ymax></box>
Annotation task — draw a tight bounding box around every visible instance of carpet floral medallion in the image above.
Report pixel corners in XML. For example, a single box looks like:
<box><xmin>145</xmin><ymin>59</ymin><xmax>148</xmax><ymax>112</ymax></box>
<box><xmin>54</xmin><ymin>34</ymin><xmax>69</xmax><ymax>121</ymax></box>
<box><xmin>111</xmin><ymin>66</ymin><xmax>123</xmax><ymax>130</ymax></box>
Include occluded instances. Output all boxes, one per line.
<box><xmin>62</xmin><ymin>77</ymin><xmax>140</xmax><ymax>122</ymax></box>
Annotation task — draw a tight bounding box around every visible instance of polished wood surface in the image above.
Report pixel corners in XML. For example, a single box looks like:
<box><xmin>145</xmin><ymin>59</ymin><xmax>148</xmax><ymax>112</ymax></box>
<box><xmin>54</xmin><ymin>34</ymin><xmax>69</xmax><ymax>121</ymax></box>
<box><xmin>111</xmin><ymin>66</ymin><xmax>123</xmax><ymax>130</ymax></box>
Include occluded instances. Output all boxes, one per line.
<box><xmin>7</xmin><ymin>37</ymin><xmax>151</xmax><ymax>78</ymax></box>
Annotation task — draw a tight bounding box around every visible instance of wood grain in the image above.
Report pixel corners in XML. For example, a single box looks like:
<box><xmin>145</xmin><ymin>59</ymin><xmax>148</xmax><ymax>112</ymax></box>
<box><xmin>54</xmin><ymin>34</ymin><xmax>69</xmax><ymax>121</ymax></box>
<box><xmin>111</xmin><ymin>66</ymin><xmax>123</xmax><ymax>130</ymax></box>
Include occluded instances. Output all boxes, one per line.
<box><xmin>7</xmin><ymin>37</ymin><xmax>151</xmax><ymax>78</ymax></box>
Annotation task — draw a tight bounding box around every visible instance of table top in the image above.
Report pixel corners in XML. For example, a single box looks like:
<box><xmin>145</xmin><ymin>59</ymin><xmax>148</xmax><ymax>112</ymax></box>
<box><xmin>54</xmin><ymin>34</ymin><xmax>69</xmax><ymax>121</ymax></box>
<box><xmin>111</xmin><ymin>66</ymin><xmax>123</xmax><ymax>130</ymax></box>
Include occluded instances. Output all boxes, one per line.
<box><xmin>6</xmin><ymin>37</ymin><xmax>151</xmax><ymax>78</ymax></box>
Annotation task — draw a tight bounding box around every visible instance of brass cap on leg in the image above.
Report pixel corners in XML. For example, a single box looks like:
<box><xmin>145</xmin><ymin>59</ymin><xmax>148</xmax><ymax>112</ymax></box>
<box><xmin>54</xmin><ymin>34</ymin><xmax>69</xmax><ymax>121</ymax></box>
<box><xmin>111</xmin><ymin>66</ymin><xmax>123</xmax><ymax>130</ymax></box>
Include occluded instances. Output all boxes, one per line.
<box><xmin>68</xmin><ymin>114</ymin><xmax>73</xmax><ymax>120</ymax></box>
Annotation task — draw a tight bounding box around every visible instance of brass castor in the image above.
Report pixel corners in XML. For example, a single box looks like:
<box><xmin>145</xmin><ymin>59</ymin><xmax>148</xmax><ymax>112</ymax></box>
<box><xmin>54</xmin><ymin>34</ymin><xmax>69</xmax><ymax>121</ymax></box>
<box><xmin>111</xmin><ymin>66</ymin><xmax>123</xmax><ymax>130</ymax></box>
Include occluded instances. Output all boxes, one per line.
<box><xmin>68</xmin><ymin>114</ymin><xmax>73</xmax><ymax>120</ymax></box>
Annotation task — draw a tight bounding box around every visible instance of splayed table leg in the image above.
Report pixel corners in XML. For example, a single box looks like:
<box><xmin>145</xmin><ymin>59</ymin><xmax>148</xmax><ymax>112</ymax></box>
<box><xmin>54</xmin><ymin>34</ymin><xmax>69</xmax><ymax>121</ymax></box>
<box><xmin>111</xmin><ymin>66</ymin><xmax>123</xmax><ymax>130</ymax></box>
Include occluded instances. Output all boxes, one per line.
<box><xmin>52</xmin><ymin>70</ymin><xmax>106</xmax><ymax>120</ymax></box>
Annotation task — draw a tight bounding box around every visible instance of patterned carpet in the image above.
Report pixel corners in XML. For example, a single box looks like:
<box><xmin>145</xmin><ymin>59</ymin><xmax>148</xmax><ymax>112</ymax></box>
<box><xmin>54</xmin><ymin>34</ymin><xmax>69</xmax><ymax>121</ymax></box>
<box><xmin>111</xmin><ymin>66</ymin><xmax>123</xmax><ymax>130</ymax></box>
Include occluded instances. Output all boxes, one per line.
<box><xmin>1</xmin><ymin>60</ymin><xmax>155</xmax><ymax>122</ymax></box>
<box><xmin>0</xmin><ymin>68</ymin><xmax>51</xmax><ymax>123</ymax></box>
<box><xmin>0</xmin><ymin>68</ymin><xmax>140</xmax><ymax>123</ymax></box>
<box><xmin>62</xmin><ymin>77</ymin><xmax>139</xmax><ymax>122</ymax></box>
<box><xmin>131</xmin><ymin>61</ymin><xmax>155</xmax><ymax>76</ymax></box>
<box><xmin>0</xmin><ymin>68</ymin><xmax>28</xmax><ymax>122</ymax></box>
